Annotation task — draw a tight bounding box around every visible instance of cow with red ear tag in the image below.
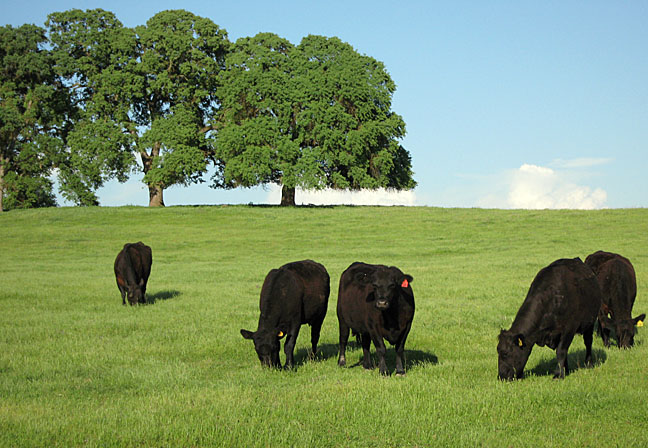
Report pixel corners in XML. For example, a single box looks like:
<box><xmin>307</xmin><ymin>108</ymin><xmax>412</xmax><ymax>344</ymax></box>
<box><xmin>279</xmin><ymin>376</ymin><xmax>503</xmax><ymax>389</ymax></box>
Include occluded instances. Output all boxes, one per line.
<box><xmin>337</xmin><ymin>262</ymin><xmax>415</xmax><ymax>376</ymax></box>
<box><xmin>241</xmin><ymin>260</ymin><xmax>330</xmax><ymax>369</ymax></box>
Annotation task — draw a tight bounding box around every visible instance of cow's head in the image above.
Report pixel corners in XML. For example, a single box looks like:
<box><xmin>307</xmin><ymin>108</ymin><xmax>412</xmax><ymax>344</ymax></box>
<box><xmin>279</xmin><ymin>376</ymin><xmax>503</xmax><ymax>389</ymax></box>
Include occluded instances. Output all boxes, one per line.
<box><xmin>357</xmin><ymin>268</ymin><xmax>413</xmax><ymax>310</ymax></box>
<box><xmin>240</xmin><ymin>328</ymin><xmax>284</xmax><ymax>368</ymax></box>
<box><xmin>497</xmin><ymin>330</ymin><xmax>532</xmax><ymax>381</ymax></box>
<box><xmin>126</xmin><ymin>285</ymin><xmax>144</xmax><ymax>306</ymax></box>
<box><xmin>601</xmin><ymin>312</ymin><xmax>645</xmax><ymax>349</ymax></box>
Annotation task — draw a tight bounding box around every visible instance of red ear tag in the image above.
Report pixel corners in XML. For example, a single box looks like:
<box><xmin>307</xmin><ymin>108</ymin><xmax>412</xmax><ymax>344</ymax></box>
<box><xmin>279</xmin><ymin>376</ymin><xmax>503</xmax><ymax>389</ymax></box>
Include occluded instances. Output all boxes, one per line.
<box><xmin>401</xmin><ymin>279</ymin><xmax>409</xmax><ymax>288</ymax></box>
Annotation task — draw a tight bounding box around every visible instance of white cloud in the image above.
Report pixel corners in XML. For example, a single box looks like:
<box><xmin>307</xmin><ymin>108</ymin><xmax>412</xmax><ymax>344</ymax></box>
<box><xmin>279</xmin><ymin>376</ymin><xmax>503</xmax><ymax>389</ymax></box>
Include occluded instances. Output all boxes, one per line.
<box><xmin>266</xmin><ymin>185</ymin><xmax>417</xmax><ymax>206</ymax></box>
<box><xmin>507</xmin><ymin>163</ymin><xmax>607</xmax><ymax>210</ymax></box>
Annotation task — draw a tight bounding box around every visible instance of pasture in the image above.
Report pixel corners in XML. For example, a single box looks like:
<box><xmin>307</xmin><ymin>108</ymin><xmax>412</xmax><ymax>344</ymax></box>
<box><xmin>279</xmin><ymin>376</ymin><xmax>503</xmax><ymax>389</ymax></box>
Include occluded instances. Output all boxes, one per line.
<box><xmin>1</xmin><ymin>205</ymin><xmax>647</xmax><ymax>447</ymax></box>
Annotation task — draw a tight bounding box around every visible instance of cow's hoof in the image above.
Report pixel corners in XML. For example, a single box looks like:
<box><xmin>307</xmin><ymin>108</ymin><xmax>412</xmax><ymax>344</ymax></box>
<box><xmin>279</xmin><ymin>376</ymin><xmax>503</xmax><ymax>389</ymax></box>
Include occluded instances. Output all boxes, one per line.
<box><xmin>395</xmin><ymin>371</ymin><xmax>406</xmax><ymax>377</ymax></box>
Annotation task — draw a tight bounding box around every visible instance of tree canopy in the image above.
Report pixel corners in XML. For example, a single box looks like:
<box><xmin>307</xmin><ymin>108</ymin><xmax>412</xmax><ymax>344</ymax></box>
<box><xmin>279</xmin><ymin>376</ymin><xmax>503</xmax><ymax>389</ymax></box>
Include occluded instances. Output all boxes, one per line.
<box><xmin>47</xmin><ymin>9</ymin><xmax>230</xmax><ymax>207</ymax></box>
<box><xmin>212</xmin><ymin>33</ymin><xmax>415</xmax><ymax>206</ymax></box>
<box><xmin>46</xmin><ymin>9</ymin><xmax>136</xmax><ymax>206</ymax></box>
<box><xmin>3</xmin><ymin>10</ymin><xmax>413</xmax><ymax>209</ymax></box>
<box><xmin>0</xmin><ymin>24</ymin><xmax>69</xmax><ymax>211</ymax></box>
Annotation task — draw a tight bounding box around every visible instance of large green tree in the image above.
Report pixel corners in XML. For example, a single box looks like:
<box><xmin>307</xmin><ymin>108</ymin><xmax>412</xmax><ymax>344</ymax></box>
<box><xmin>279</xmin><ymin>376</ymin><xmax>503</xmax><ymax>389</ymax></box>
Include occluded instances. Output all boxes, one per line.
<box><xmin>0</xmin><ymin>24</ymin><xmax>69</xmax><ymax>212</ymax></box>
<box><xmin>213</xmin><ymin>33</ymin><xmax>415</xmax><ymax>206</ymax></box>
<box><xmin>132</xmin><ymin>10</ymin><xmax>229</xmax><ymax>206</ymax></box>
<box><xmin>47</xmin><ymin>9</ymin><xmax>230</xmax><ymax>207</ymax></box>
<box><xmin>47</xmin><ymin>9</ymin><xmax>136</xmax><ymax>206</ymax></box>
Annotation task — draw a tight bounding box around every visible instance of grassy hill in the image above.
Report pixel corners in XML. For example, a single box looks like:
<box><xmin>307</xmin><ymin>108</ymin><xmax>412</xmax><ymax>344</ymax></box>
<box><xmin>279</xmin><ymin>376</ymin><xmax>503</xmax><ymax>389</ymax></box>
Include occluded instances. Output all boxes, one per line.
<box><xmin>1</xmin><ymin>206</ymin><xmax>647</xmax><ymax>447</ymax></box>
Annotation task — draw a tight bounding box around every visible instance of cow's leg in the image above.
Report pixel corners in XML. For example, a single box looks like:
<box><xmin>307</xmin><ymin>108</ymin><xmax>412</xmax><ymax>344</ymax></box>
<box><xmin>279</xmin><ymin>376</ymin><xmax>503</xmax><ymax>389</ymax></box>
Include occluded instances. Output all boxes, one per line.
<box><xmin>361</xmin><ymin>333</ymin><xmax>374</xmax><ymax>370</ymax></box>
<box><xmin>338</xmin><ymin>320</ymin><xmax>350</xmax><ymax>367</ymax></box>
<box><xmin>310</xmin><ymin>317</ymin><xmax>324</xmax><ymax>359</ymax></box>
<box><xmin>283</xmin><ymin>326</ymin><xmax>300</xmax><ymax>369</ymax></box>
<box><xmin>140</xmin><ymin>280</ymin><xmax>147</xmax><ymax>303</ymax></box>
<box><xmin>370</xmin><ymin>334</ymin><xmax>388</xmax><ymax>375</ymax></box>
<box><xmin>118</xmin><ymin>285</ymin><xmax>126</xmax><ymax>305</ymax></box>
<box><xmin>553</xmin><ymin>333</ymin><xmax>574</xmax><ymax>379</ymax></box>
<box><xmin>394</xmin><ymin>326</ymin><xmax>411</xmax><ymax>376</ymax></box>
<box><xmin>583</xmin><ymin>324</ymin><xmax>595</xmax><ymax>367</ymax></box>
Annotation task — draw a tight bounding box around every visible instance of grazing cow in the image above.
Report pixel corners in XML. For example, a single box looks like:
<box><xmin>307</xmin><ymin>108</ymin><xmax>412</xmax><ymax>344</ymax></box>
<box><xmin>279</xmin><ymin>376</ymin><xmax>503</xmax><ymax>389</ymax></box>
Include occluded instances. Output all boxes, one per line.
<box><xmin>585</xmin><ymin>251</ymin><xmax>645</xmax><ymax>348</ymax></box>
<box><xmin>497</xmin><ymin>258</ymin><xmax>602</xmax><ymax>380</ymax></box>
<box><xmin>114</xmin><ymin>242</ymin><xmax>152</xmax><ymax>306</ymax></box>
<box><xmin>240</xmin><ymin>260</ymin><xmax>330</xmax><ymax>369</ymax></box>
<box><xmin>337</xmin><ymin>262</ymin><xmax>415</xmax><ymax>376</ymax></box>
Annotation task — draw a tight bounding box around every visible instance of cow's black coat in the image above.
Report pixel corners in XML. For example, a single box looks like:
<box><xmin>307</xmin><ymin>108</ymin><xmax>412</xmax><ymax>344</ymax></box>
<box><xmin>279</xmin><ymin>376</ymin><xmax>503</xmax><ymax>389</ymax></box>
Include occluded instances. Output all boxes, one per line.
<box><xmin>114</xmin><ymin>242</ymin><xmax>152</xmax><ymax>306</ymax></box>
<box><xmin>241</xmin><ymin>260</ymin><xmax>330</xmax><ymax>369</ymax></box>
<box><xmin>497</xmin><ymin>258</ymin><xmax>602</xmax><ymax>380</ymax></box>
<box><xmin>585</xmin><ymin>251</ymin><xmax>645</xmax><ymax>348</ymax></box>
<box><xmin>337</xmin><ymin>262</ymin><xmax>415</xmax><ymax>376</ymax></box>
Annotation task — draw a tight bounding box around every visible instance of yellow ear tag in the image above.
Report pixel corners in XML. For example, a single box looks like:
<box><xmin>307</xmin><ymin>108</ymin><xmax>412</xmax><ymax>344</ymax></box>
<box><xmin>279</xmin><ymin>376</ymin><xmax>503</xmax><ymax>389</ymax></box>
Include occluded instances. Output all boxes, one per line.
<box><xmin>517</xmin><ymin>338</ymin><xmax>523</xmax><ymax>347</ymax></box>
<box><xmin>277</xmin><ymin>331</ymin><xmax>284</xmax><ymax>337</ymax></box>
<box><xmin>637</xmin><ymin>320</ymin><xmax>644</xmax><ymax>328</ymax></box>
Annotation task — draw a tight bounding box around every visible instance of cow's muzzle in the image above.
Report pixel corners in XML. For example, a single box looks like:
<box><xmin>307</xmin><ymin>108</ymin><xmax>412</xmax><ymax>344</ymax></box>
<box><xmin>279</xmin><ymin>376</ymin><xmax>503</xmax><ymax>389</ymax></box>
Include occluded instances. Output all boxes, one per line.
<box><xmin>375</xmin><ymin>299</ymin><xmax>390</xmax><ymax>310</ymax></box>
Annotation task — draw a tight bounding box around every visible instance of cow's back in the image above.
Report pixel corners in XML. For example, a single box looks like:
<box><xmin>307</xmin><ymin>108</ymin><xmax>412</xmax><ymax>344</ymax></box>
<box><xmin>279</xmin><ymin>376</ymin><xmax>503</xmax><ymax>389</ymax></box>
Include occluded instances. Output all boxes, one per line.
<box><xmin>115</xmin><ymin>242</ymin><xmax>151</xmax><ymax>285</ymax></box>
<box><xmin>283</xmin><ymin>260</ymin><xmax>329</xmax><ymax>323</ymax></box>
<box><xmin>114</xmin><ymin>245</ymin><xmax>134</xmax><ymax>282</ymax></box>
<box><xmin>592</xmin><ymin>255</ymin><xmax>636</xmax><ymax>318</ymax></box>
<box><xmin>585</xmin><ymin>251</ymin><xmax>628</xmax><ymax>275</ymax></box>
<box><xmin>260</xmin><ymin>260</ymin><xmax>329</xmax><ymax>326</ymax></box>
<box><xmin>513</xmin><ymin>258</ymin><xmax>601</xmax><ymax>336</ymax></box>
<box><xmin>127</xmin><ymin>242</ymin><xmax>152</xmax><ymax>282</ymax></box>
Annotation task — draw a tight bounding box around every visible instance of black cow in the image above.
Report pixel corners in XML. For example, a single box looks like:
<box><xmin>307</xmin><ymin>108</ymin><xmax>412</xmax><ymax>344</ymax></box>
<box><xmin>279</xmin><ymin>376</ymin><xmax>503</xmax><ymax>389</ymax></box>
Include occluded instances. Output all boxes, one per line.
<box><xmin>337</xmin><ymin>262</ymin><xmax>415</xmax><ymax>376</ymax></box>
<box><xmin>497</xmin><ymin>258</ymin><xmax>602</xmax><ymax>380</ymax></box>
<box><xmin>114</xmin><ymin>242</ymin><xmax>152</xmax><ymax>306</ymax></box>
<box><xmin>240</xmin><ymin>260</ymin><xmax>330</xmax><ymax>369</ymax></box>
<box><xmin>585</xmin><ymin>251</ymin><xmax>645</xmax><ymax>348</ymax></box>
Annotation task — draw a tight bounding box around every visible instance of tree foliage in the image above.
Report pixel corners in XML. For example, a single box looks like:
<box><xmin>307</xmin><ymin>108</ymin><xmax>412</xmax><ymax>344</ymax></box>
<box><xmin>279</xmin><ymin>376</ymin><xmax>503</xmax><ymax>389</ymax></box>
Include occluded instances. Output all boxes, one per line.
<box><xmin>213</xmin><ymin>33</ymin><xmax>415</xmax><ymax>205</ymax></box>
<box><xmin>45</xmin><ymin>9</ymin><xmax>135</xmax><ymax>206</ymax></box>
<box><xmin>47</xmin><ymin>9</ymin><xmax>230</xmax><ymax>207</ymax></box>
<box><xmin>0</xmin><ymin>24</ymin><xmax>69</xmax><ymax>211</ymax></box>
<box><xmin>5</xmin><ymin>11</ymin><xmax>412</xmax><ymax>209</ymax></box>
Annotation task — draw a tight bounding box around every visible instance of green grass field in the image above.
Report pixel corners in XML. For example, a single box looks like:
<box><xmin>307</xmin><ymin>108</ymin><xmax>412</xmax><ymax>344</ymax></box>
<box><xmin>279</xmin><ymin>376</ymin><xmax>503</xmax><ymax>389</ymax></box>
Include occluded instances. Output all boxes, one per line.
<box><xmin>1</xmin><ymin>206</ymin><xmax>647</xmax><ymax>447</ymax></box>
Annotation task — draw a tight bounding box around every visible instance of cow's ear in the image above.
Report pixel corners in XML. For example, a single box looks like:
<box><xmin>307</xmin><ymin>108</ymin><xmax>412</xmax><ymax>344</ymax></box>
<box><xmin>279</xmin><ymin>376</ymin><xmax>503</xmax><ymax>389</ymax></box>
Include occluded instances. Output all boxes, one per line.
<box><xmin>633</xmin><ymin>313</ymin><xmax>646</xmax><ymax>327</ymax></box>
<box><xmin>400</xmin><ymin>275</ymin><xmax>413</xmax><ymax>288</ymax></box>
<box><xmin>240</xmin><ymin>329</ymin><xmax>255</xmax><ymax>340</ymax></box>
<box><xmin>600</xmin><ymin>312</ymin><xmax>613</xmax><ymax>327</ymax></box>
<box><xmin>515</xmin><ymin>334</ymin><xmax>526</xmax><ymax>349</ymax></box>
<box><xmin>277</xmin><ymin>330</ymin><xmax>286</xmax><ymax>339</ymax></box>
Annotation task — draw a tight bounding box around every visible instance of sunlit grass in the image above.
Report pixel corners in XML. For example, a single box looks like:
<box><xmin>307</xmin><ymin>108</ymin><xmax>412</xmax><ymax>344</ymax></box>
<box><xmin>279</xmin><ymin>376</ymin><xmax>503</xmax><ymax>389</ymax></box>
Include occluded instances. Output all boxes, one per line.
<box><xmin>1</xmin><ymin>206</ymin><xmax>647</xmax><ymax>447</ymax></box>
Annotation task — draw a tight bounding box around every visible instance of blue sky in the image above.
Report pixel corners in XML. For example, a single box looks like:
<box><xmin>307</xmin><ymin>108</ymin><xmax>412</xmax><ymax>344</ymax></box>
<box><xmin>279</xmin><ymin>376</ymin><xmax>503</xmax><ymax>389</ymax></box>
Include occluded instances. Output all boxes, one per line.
<box><xmin>4</xmin><ymin>1</ymin><xmax>647</xmax><ymax>208</ymax></box>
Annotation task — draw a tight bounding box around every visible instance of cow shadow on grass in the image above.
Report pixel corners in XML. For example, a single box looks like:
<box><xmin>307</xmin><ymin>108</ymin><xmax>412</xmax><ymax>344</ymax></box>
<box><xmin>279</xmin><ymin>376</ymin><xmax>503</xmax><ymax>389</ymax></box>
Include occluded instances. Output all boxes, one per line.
<box><xmin>294</xmin><ymin>343</ymin><xmax>340</xmax><ymax>367</ymax></box>
<box><xmin>292</xmin><ymin>340</ymin><xmax>438</xmax><ymax>373</ymax></box>
<box><xmin>297</xmin><ymin>341</ymin><xmax>437</xmax><ymax>371</ymax></box>
<box><xmin>528</xmin><ymin>348</ymin><xmax>607</xmax><ymax>378</ymax></box>
<box><xmin>146</xmin><ymin>290</ymin><xmax>181</xmax><ymax>304</ymax></box>
<box><xmin>342</xmin><ymin>351</ymin><xmax>439</xmax><ymax>375</ymax></box>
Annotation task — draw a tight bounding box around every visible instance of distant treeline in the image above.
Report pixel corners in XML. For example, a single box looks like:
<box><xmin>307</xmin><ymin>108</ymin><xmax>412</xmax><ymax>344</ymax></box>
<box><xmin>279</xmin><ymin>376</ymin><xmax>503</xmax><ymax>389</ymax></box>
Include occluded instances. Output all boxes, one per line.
<box><xmin>0</xmin><ymin>9</ymin><xmax>415</xmax><ymax>211</ymax></box>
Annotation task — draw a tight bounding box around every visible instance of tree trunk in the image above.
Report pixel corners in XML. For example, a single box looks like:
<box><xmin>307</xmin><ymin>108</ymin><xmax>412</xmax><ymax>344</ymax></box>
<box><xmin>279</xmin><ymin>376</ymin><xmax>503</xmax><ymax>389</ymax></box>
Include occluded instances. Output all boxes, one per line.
<box><xmin>280</xmin><ymin>185</ymin><xmax>296</xmax><ymax>206</ymax></box>
<box><xmin>141</xmin><ymin>144</ymin><xmax>165</xmax><ymax>207</ymax></box>
<box><xmin>148</xmin><ymin>184</ymin><xmax>165</xmax><ymax>207</ymax></box>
